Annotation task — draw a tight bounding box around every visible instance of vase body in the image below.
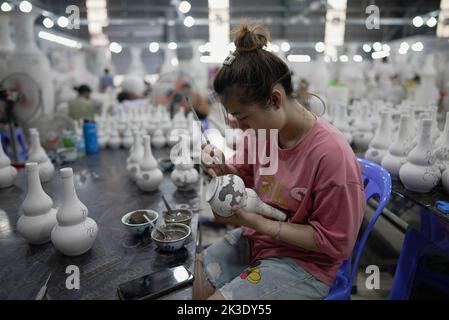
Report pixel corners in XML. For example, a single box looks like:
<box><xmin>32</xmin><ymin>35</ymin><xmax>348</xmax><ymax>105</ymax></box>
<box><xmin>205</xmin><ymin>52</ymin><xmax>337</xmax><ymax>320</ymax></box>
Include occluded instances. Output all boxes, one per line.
<box><xmin>399</xmin><ymin>119</ymin><xmax>441</xmax><ymax>192</ymax></box>
<box><xmin>151</xmin><ymin>129</ymin><xmax>166</xmax><ymax>148</ymax></box>
<box><xmin>381</xmin><ymin>115</ymin><xmax>413</xmax><ymax>179</ymax></box>
<box><xmin>137</xmin><ymin>135</ymin><xmax>163</xmax><ymax>191</ymax></box>
<box><xmin>352</xmin><ymin>102</ymin><xmax>373</xmax><ymax>149</ymax></box>
<box><xmin>333</xmin><ymin>103</ymin><xmax>352</xmax><ymax>144</ymax></box>
<box><xmin>206</xmin><ymin>174</ymin><xmax>247</xmax><ymax>217</ymax></box>
<box><xmin>126</xmin><ymin>132</ymin><xmax>144</xmax><ymax>181</ymax></box>
<box><xmin>17</xmin><ymin>162</ymin><xmax>57</xmax><ymax>244</ymax></box>
<box><xmin>108</xmin><ymin>121</ymin><xmax>121</xmax><ymax>149</ymax></box>
<box><xmin>171</xmin><ymin>162</ymin><xmax>198</xmax><ymax>191</ymax></box>
<box><xmin>434</xmin><ymin>111</ymin><xmax>449</xmax><ymax>172</ymax></box>
<box><xmin>365</xmin><ymin>111</ymin><xmax>391</xmax><ymax>164</ymax></box>
<box><xmin>51</xmin><ymin>168</ymin><xmax>98</xmax><ymax>256</ymax></box>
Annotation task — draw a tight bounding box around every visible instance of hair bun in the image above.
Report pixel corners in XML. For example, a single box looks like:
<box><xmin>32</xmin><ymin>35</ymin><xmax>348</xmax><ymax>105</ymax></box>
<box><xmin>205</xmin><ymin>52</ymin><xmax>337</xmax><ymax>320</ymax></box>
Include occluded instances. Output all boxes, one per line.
<box><xmin>232</xmin><ymin>21</ymin><xmax>270</xmax><ymax>53</ymax></box>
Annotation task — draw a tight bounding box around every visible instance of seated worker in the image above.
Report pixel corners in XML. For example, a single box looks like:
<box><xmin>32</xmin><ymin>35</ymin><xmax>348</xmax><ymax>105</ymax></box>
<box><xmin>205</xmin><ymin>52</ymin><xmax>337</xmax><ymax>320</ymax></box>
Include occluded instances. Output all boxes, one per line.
<box><xmin>194</xmin><ymin>22</ymin><xmax>366</xmax><ymax>300</ymax></box>
<box><xmin>68</xmin><ymin>85</ymin><xmax>95</xmax><ymax>121</ymax></box>
<box><xmin>179</xmin><ymin>82</ymin><xmax>210</xmax><ymax>129</ymax></box>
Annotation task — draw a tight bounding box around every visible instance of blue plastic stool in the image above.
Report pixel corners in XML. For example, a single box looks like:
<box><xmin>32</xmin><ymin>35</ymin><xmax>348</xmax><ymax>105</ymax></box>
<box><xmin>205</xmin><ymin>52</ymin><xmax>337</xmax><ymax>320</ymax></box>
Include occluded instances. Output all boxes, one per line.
<box><xmin>388</xmin><ymin>212</ymin><xmax>449</xmax><ymax>299</ymax></box>
<box><xmin>0</xmin><ymin>127</ymin><xmax>29</xmax><ymax>163</ymax></box>
<box><xmin>325</xmin><ymin>158</ymin><xmax>392</xmax><ymax>299</ymax></box>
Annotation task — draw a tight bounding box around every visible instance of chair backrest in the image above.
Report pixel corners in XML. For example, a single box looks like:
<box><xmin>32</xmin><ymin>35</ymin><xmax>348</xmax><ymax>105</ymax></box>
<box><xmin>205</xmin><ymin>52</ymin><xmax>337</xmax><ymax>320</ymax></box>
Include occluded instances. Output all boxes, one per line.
<box><xmin>350</xmin><ymin>158</ymin><xmax>392</xmax><ymax>286</ymax></box>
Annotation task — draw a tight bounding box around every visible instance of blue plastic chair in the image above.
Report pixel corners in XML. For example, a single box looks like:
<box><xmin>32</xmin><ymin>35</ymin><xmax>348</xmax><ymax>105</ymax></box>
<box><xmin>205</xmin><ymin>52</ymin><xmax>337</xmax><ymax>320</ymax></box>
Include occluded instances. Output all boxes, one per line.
<box><xmin>325</xmin><ymin>158</ymin><xmax>392</xmax><ymax>299</ymax></box>
<box><xmin>389</xmin><ymin>212</ymin><xmax>449</xmax><ymax>299</ymax></box>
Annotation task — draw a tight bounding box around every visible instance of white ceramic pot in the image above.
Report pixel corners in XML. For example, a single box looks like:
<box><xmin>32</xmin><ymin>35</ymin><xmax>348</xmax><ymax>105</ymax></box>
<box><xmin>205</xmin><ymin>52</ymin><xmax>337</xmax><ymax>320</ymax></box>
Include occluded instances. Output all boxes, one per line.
<box><xmin>399</xmin><ymin>119</ymin><xmax>441</xmax><ymax>193</ymax></box>
<box><xmin>206</xmin><ymin>174</ymin><xmax>246</xmax><ymax>217</ymax></box>
<box><xmin>17</xmin><ymin>162</ymin><xmax>57</xmax><ymax>244</ymax></box>
<box><xmin>0</xmin><ymin>143</ymin><xmax>17</xmax><ymax>188</ymax></box>
<box><xmin>122</xmin><ymin>127</ymin><xmax>133</xmax><ymax>149</ymax></box>
<box><xmin>352</xmin><ymin>101</ymin><xmax>374</xmax><ymax>150</ymax></box>
<box><xmin>381</xmin><ymin>114</ymin><xmax>413</xmax><ymax>179</ymax></box>
<box><xmin>51</xmin><ymin>168</ymin><xmax>98</xmax><ymax>256</ymax></box>
<box><xmin>333</xmin><ymin>103</ymin><xmax>353</xmax><ymax>144</ymax></box>
<box><xmin>171</xmin><ymin>162</ymin><xmax>199</xmax><ymax>191</ymax></box>
<box><xmin>137</xmin><ymin>135</ymin><xmax>163</xmax><ymax>192</ymax></box>
<box><xmin>28</xmin><ymin>129</ymin><xmax>55</xmax><ymax>182</ymax></box>
<box><xmin>365</xmin><ymin>111</ymin><xmax>392</xmax><ymax>164</ymax></box>
<box><xmin>108</xmin><ymin>122</ymin><xmax>121</xmax><ymax>149</ymax></box>
<box><xmin>126</xmin><ymin>131</ymin><xmax>144</xmax><ymax>181</ymax></box>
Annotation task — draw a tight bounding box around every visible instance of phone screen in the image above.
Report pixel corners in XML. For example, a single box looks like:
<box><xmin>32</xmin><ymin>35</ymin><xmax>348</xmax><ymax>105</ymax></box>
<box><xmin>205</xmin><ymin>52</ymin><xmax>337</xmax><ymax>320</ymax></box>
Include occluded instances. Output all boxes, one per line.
<box><xmin>117</xmin><ymin>265</ymin><xmax>194</xmax><ymax>300</ymax></box>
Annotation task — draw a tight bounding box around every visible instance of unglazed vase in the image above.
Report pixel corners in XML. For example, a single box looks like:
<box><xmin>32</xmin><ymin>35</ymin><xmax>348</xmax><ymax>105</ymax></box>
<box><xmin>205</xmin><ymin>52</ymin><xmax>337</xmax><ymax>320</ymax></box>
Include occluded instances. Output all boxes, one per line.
<box><xmin>365</xmin><ymin>111</ymin><xmax>392</xmax><ymax>164</ymax></box>
<box><xmin>0</xmin><ymin>143</ymin><xmax>17</xmax><ymax>188</ymax></box>
<box><xmin>136</xmin><ymin>135</ymin><xmax>163</xmax><ymax>192</ymax></box>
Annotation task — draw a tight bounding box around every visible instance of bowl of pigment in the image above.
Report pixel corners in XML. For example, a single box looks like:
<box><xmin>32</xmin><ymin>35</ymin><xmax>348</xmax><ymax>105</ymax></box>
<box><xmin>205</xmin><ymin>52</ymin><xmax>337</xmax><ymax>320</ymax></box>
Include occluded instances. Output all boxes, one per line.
<box><xmin>163</xmin><ymin>208</ymin><xmax>193</xmax><ymax>225</ymax></box>
<box><xmin>121</xmin><ymin>209</ymin><xmax>159</xmax><ymax>237</ymax></box>
<box><xmin>151</xmin><ymin>223</ymin><xmax>191</xmax><ymax>252</ymax></box>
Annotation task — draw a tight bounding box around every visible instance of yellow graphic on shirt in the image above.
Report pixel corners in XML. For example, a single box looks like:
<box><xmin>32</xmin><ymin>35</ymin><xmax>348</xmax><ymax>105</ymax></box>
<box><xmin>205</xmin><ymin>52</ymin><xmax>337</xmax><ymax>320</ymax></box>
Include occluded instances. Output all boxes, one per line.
<box><xmin>258</xmin><ymin>175</ymin><xmax>288</xmax><ymax>207</ymax></box>
<box><xmin>240</xmin><ymin>265</ymin><xmax>261</xmax><ymax>284</ymax></box>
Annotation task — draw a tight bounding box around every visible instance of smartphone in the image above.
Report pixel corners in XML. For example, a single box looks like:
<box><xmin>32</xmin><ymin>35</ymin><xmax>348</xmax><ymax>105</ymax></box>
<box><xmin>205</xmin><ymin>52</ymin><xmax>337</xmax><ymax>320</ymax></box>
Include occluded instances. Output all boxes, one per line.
<box><xmin>117</xmin><ymin>265</ymin><xmax>194</xmax><ymax>300</ymax></box>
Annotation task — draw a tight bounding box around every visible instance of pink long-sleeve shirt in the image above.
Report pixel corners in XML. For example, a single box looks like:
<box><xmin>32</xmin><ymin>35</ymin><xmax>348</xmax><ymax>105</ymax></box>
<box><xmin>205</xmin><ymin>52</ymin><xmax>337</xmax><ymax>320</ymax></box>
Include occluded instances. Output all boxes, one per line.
<box><xmin>227</xmin><ymin>119</ymin><xmax>366</xmax><ymax>286</ymax></box>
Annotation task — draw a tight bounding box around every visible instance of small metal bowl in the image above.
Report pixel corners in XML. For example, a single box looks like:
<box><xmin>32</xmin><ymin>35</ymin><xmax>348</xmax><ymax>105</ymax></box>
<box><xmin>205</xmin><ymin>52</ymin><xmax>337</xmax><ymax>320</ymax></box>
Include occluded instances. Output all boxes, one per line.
<box><xmin>121</xmin><ymin>209</ymin><xmax>159</xmax><ymax>237</ymax></box>
<box><xmin>151</xmin><ymin>223</ymin><xmax>191</xmax><ymax>252</ymax></box>
<box><xmin>163</xmin><ymin>208</ymin><xmax>193</xmax><ymax>225</ymax></box>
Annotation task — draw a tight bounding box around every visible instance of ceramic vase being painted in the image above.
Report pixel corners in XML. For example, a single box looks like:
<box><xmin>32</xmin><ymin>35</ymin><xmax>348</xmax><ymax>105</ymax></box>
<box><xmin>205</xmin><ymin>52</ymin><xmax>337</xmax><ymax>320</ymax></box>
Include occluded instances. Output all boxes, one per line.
<box><xmin>206</xmin><ymin>174</ymin><xmax>286</xmax><ymax>221</ymax></box>
<box><xmin>17</xmin><ymin>162</ymin><xmax>57</xmax><ymax>245</ymax></box>
<box><xmin>51</xmin><ymin>168</ymin><xmax>98</xmax><ymax>256</ymax></box>
<box><xmin>0</xmin><ymin>143</ymin><xmax>17</xmax><ymax>188</ymax></box>
<box><xmin>365</xmin><ymin>111</ymin><xmax>392</xmax><ymax>164</ymax></box>
<box><xmin>28</xmin><ymin>129</ymin><xmax>55</xmax><ymax>183</ymax></box>
<box><xmin>399</xmin><ymin>119</ymin><xmax>441</xmax><ymax>193</ymax></box>
<box><xmin>381</xmin><ymin>114</ymin><xmax>414</xmax><ymax>179</ymax></box>
<box><xmin>137</xmin><ymin>135</ymin><xmax>163</xmax><ymax>192</ymax></box>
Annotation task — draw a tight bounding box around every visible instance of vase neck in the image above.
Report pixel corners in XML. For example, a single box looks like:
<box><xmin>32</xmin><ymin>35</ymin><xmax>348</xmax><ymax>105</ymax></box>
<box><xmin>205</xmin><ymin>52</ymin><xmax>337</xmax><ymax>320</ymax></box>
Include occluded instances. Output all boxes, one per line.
<box><xmin>418</xmin><ymin>119</ymin><xmax>432</xmax><ymax>148</ymax></box>
<box><xmin>27</xmin><ymin>163</ymin><xmax>43</xmax><ymax>193</ymax></box>
<box><xmin>61</xmin><ymin>169</ymin><xmax>79</xmax><ymax>204</ymax></box>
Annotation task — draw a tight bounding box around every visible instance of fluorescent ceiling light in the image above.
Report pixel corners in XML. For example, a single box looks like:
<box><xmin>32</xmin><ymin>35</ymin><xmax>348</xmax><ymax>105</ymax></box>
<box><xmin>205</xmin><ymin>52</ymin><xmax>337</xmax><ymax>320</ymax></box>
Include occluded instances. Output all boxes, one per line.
<box><xmin>339</xmin><ymin>54</ymin><xmax>348</xmax><ymax>62</ymax></box>
<box><xmin>184</xmin><ymin>16</ymin><xmax>195</xmax><ymax>28</ymax></box>
<box><xmin>149</xmin><ymin>42</ymin><xmax>159</xmax><ymax>53</ymax></box>
<box><xmin>109</xmin><ymin>41</ymin><xmax>122</xmax><ymax>53</ymax></box>
<box><xmin>281</xmin><ymin>42</ymin><xmax>290</xmax><ymax>52</ymax></box>
<box><xmin>371</xmin><ymin>50</ymin><xmax>389</xmax><ymax>59</ymax></box>
<box><xmin>57</xmin><ymin>16</ymin><xmax>69</xmax><ymax>28</ymax></box>
<box><xmin>411</xmin><ymin>41</ymin><xmax>424</xmax><ymax>51</ymax></box>
<box><xmin>353</xmin><ymin>55</ymin><xmax>363</xmax><ymax>62</ymax></box>
<box><xmin>272</xmin><ymin>44</ymin><xmax>279</xmax><ymax>53</ymax></box>
<box><xmin>315</xmin><ymin>42</ymin><xmax>325</xmax><ymax>53</ymax></box>
<box><xmin>427</xmin><ymin>16</ymin><xmax>438</xmax><ymax>27</ymax></box>
<box><xmin>362</xmin><ymin>44</ymin><xmax>371</xmax><ymax>52</ymax></box>
<box><xmin>208</xmin><ymin>0</ymin><xmax>230</xmax><ymax>63</ymax></box>
<box><xmin>168</xmin><ymin>42</ymin><xmax>178</xmax><ymax>50</ymax></box>
<box><xmin>287</xmin><ymin>54</ymin><xmax>311</xmax><ymax>62</ymax></box>
<box><xmin>324</xmin><ymin>0</ymin><xmax>347</xmax><ymax>58</ymax></box>
<box><xmin>179</xmin><ymin>1</ymin><xmax>191</xmax><ymax>14</ymax></box>
<box><xmin>382</xmin><ymin>44</ymin><xmax>390</xmax><ymax>52</ymax></box>
<box><xmin>43</xmin><ymin>17</ymin><xmax>54</xmax><ymax>29</ymax></box>
<box><xmin>1</xmin><ymin>2</ymin><xmax>12</xmax><ymax>12</ymax></box>
<box><xmin>19</xmin><ymin>1</ymin><xmax>32</xmax><ymax>12</ymax></box>
<box><xmin>413</xmin><ymin>16</ymin><xmax>424</xmax><ymax>27</ymax></box>
<box><xmin>372</xmin><ymin>42</ymin><xmax>382</xmax><ymax>51</ymax></box>
<box><xmin>38</xmin><ymin>31</ymin><xmax>82</xmax><ymax>49</ymax></box>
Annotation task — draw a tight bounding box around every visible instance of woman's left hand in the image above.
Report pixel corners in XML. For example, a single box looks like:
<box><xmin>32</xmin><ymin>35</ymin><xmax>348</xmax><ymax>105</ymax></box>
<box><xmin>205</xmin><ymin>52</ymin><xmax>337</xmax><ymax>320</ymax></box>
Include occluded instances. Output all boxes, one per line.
<box><xmin>212</xmin><ymin>205</ymin><xmax>263</xmax><ymax>230</ymax></box>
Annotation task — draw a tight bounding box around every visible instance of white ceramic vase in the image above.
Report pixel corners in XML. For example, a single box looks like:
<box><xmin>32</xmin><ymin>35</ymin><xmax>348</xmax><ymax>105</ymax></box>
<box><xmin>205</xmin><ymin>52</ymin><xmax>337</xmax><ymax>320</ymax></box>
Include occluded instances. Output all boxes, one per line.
<box><xmin>51</xmin><ymin>168</ymin><xmax>98</xmax><ymax>256</ymax></box>
<box><xmin>122</xmin><ymin>125</ymin><xmax>133</xmax><ymax>149</ymax></box>
<box><xmin>365</xmin><ymin>111</ymin><xmax>392</xmax><ymax>164</ymax></box>
<box><xmin>126</xmin><ymin>131</ymin><xmax>144</xmax><ymax>181</ymax></box>
<box><xmin>381</xmin><ymin>115</ymin><xmax>413</xmax><ymax>179</ymax></box>
<box><xmin>333</xmin><ymin>103</ymin><xmax>353</xmax><ymax>144</ymax></box>
<box><xmin>171</xmin><ymin>160</ymin><xmax>199</xmax><ymax>191</ymax></box>
<box><xmin>434</xmin><ymin>112</ymin><xmax>449</xmax><ymax>172</ymax></box>
<box><xmin>352</xmin><ymin>102</ymin><xmax>373</xmax><ymax>150</ymax></box>
<box><xmin>28</xmin><ymin>129</ymin><xmax>55</xmax><ymax>183</ymax></box>
<box><xmin>108</xmin><ymin>121</ymin><xmax>121</xmax><ymax>149</ymax></box>
<box><xmin>399</xmin><ymin>119</ymin><xmax>441</xmax><ymax>193</ymax></box>
<box><xmin>0</xmin><ymin>143</ymin><xmax>17</xmax><ymax>188</ymax></box>
<box><xmin>0</xmin><ymin>13</ymin><xmax>13</xmax><ymax>82</ymax></box>
<box><xmin>17</xmin><ymin>162</ymin><xmax>57</xmax><ymax>244</ymax></box>
<box><xmin>151</xmin><ymin>129</ymin><xmax>166</xmax><ymax>148</ymax></box>
<box><xmin>136</xmin><ymin>135</ymin><xmax>163</xmax><ymax>192</ymax></box>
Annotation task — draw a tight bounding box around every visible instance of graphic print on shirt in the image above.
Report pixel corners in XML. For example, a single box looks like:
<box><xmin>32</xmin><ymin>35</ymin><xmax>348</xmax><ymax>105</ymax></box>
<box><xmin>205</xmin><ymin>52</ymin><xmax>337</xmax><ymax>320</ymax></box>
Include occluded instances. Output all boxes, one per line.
<box><xmin>258</xmin><ymin>176</ymin><xmax>288</xmax><ymax>207</ymax></box>
<box><xmin>240</xmin><ymin>261</ymin><xmax>261</xmax><ymax>284</ymax></box>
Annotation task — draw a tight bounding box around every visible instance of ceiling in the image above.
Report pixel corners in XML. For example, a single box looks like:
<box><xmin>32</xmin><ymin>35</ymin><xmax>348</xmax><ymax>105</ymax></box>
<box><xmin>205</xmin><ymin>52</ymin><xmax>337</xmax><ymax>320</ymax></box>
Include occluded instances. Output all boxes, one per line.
<box><xmin>33</xmin><ymin>0</ymin><xmax>442</xmax><ymax>46</ymax></box>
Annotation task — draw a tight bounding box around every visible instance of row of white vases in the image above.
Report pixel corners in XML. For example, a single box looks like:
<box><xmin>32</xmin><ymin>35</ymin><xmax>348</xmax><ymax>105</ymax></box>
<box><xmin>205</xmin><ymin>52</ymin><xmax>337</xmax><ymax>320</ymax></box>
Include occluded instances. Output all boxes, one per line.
<box><xmin>17</xmin><ymin>163</ymin><xmax>98</xmax><ymax>256</ymax></box>
<box><xmin>126</xmin><ymin>130</ymin><xmax>198</xmax><ymax>192</ymax></box>
<box><xmin>365</xmin><ymin>111</ymin><xmax>449</xmax><ymax>193</ymax></box>
<box><xmin>0</xmin><ymin>128</ymin><xmax>55</xmax><ymax>189</ymax></box>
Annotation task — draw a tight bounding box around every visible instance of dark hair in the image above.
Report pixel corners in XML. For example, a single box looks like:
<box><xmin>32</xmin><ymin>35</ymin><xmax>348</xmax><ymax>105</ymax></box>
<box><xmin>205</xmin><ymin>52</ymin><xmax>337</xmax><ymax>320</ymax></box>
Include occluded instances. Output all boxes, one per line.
<box><xmin>104</xmin><ymin>68</ymin><xmax>109</xmax><ymax>74</ymax></box>
<box><xmin>181</xmin><ymin>82</ymin><xmax>192</xmax><ymax>90</ymax></box>
<box><xmin>117</xmin><ymin>91</ymin><xmax>132</xmax><ymax>102</ymax></box>
<box><xmin>213</xmin><ymin>21</ymin><xmax>293</xmax><ymax>107</ymax></box>
<box><xmin>74</xmin><ymin>84</ymin><xmax>91</xmax><ymax>94</ymax></box>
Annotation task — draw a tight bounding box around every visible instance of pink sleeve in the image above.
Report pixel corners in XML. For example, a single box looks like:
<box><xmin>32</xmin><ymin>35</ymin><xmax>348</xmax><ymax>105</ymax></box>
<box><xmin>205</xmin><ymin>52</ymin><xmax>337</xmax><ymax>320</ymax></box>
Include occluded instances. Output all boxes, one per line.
<box><xmin>309</xmin><ymin>183</ymin><xmax>365</xmax><ymax>260</ymax></box>
<box><xmin>226</xmin><ymin>132</ymin><xmax>254</xmax><ymax>188</ymax></box>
